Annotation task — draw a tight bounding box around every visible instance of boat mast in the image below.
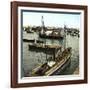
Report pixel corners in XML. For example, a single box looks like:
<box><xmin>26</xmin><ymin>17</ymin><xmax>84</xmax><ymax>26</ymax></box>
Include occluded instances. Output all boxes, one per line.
<box><xmin>41</xmin><ymin>16</ymin><xmax>48</xmax><ymax>61</ymax></box>
<box><xmin>64</xmin><ymin>25</ymin><xmax>67</xmax><ymax>49</ymax></box>
<box><xmin>41</xmin><ymin>16</ymin><xmax>45</xmax><ymax>34</ymax></box>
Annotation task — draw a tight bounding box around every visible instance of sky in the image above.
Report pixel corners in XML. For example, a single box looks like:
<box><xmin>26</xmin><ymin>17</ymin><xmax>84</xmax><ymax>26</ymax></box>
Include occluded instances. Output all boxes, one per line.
<box><xmin>22</xmin><ymin>11</ymin><xmax>81</xmax><ymax>29</ymax></box>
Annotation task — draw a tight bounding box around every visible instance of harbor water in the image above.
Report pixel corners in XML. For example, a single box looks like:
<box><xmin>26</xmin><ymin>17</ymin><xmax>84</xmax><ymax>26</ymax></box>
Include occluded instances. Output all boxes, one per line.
<box><xmin>22</xmin><ymin>31</ymin><xmax>79</xmax><ymax>77</ymax></box>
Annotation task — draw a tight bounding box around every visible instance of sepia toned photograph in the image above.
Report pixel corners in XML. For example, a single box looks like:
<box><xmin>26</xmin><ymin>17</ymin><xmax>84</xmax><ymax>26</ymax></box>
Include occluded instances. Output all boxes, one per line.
<box><xmin>21</xmin><ymin>10</ymin><xmax>80</xmax><ymax>77</ymax></box>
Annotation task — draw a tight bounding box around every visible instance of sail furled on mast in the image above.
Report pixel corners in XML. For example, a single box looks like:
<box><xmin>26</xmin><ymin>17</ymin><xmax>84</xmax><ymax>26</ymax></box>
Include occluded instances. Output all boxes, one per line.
<box><xmin>64</xmin><ymin>24</ymin><xmax>67</xmax><ymax>49</ymax></box>
<box><xmin>41</xmin><ymin>16</ymin><xmax>45</xmax><ymax>34</ymax></box>
<box><xmin>41</xmin><ymin>16</ymin><xmax>45</xmax><ymax>28</ymax></box>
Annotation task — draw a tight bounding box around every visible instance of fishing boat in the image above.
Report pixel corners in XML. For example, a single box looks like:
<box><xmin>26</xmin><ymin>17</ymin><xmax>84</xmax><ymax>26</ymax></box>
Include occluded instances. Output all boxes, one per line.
<box><xmin>39</xmin><ymin>16</ymin><xmax>64</xmax><ymax>39</ymax></box>
<box><xmin>29</xmin><ymin>43</ymin><xmax>61</xmax><ymax>53</ymax></box>
<box><xmin>23</xmin><ymin>39</ymin><xmax>44</xmax><ymax>43</ymax></box>
<box><xmin>39</xmin><ymin>31</ymin><xmax>64</xmax><ymax>39</ymax></box>
<box><xmin>31</xmin><ymin>47</ymin><xmax>72</xmax><ymax>76</ymax></box>
<box><xmin>24</xmin><ymin>26</ymin><xmax>34</xmax><ymax>33</ymax></box>
<box><xmin>26</xmin><ymin>30</ymin><xmax>34</xmax><ymax>33</ymax></box>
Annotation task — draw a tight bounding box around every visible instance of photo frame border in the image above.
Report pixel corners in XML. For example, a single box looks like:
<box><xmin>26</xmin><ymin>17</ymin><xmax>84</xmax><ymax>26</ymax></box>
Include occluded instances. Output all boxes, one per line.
<box><xmin>11</xmin><ymin>1</ymin><xmax>88</xmax><ymax>88</ymax></box>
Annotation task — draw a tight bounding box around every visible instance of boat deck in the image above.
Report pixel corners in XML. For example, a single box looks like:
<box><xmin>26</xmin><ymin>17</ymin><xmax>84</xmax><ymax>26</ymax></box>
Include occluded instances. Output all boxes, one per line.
<box><xmin>28</xmin><ymin>44</ymin><xmax>62</xmax><ymax>54</ymax></box>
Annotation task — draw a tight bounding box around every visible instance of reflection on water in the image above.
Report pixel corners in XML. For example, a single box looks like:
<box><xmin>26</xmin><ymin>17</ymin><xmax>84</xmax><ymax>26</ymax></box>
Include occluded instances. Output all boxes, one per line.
<box><xmin>22</xmin><ymin>31</ymin><xmax>79</xmax><ymax>77</ymax></box>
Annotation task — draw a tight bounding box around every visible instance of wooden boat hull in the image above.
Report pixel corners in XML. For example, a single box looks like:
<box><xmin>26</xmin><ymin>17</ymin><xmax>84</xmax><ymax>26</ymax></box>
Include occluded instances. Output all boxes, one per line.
<box><xmin>31</xmin><ymin>47</ymin><xmax>72</xmax><ymax>76</ymax></box>
<box><xmin>28</xmin><ymin>44</ymin><xmax>61</xmax><ymax>54</ymax></box>
<box><xmin>23</xmin><ymin>39</ymin><xmax>44</xmax><ymax>43</ymax></box>
<box><xmin>49</xmin><ymin>56</ymin><xmax>71</xmax><ymax>75</ymax></box>
<box><xmin>44</xmin><ymin>53</ymin><xmax>71</xmax><ymax>76</ymax></box>
<box><xmin>39</xmin><ymin>33</ymin><xmax>64</xmax><ymax>39</ymax></box>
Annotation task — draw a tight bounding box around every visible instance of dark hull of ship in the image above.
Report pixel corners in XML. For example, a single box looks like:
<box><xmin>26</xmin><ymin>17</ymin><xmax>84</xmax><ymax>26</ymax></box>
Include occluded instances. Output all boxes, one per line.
<box><xmin>28</xmin><ymin>44</ymin><xmax>60</xmax><ymax>54</ymax></box>
<box><xmin>39</xmin><ymin>33</ymin><xmax>64</xmax><ymax>39</ymax></box>
<box><xmin>26</xmin><ymin>31</ymin><xmax>34</xmax><ymax>33</ymax></box>
<box><xmin>23</xmin><ymin>39</ymin><xmax>44</xmax><ymax>43</ymax></box>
